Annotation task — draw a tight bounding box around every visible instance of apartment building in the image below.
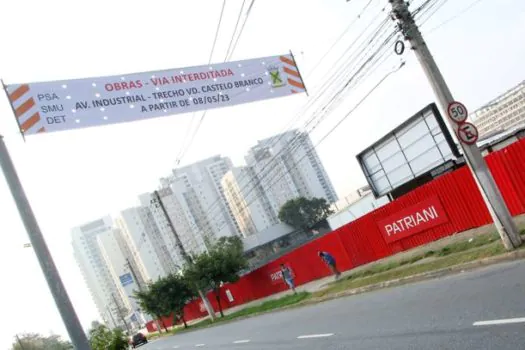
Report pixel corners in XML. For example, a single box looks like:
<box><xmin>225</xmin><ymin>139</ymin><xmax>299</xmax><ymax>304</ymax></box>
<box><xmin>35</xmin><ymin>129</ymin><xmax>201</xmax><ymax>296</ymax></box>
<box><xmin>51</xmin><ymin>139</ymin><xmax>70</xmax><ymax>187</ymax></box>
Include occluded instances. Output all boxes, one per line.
<box><xmin>471</xmin><ymin>80</ymin><xmax>525</xmax><ymax>137</ymax></box>
<box><xmin>71</xmin><ymin>217</ymin><xmax>129</xmax><ymax>329</ymax></box>
<box><xmin>245</xmin><ymin>130</ymin><xmax>338</xmax><ymax>215</ymax></box>
<box><xmin>221</xmin><ymin>166</ymin><xmax>278</xmax><ymax>236</ymax></box>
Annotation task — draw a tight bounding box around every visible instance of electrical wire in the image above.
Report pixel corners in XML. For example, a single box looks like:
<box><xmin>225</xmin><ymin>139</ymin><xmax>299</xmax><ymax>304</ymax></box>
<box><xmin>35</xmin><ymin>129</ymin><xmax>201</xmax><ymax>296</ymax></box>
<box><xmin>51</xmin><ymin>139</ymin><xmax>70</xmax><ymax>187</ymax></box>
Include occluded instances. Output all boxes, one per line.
<box><xmin>224</xmin><ymin>0</ymin><xmax>248</xmax><ymax>62</ymax></box>
<box><xmin>199</xmin><ymin>15</ymin><xmax>394</xmax><ymax>224</ymax></box>
<box><xmin>176</xmin><ymin>0</ymin><xmax>257</xmax><ymax>166</ymax></box>
<box><xmin>226</xmin><ymin>0</ymin><xmax>256</xmax><ymax>62</ymax></box>
<box><xmin>200</xmin><ymin>27</ymin><xmax>400</xmax><ymax>237</ymax></box>
<box><xmin>305</xmin><ymin>0</ymin><xmax>378</xmax><ymax>79</ymax></box>
<box><xmin>177</xmin><ymin>5</ymin><xmax>387</xmax><ymax>210</ymax></box>
<box><xmin>208</xmin><ymin>0</ymin><xmax>228</xmax><ymax>65</ymax></box>
<box><xmin>425</xmin><ymin>0</ymin><xmax>486</xmax><ymax>34</ymax></box>
<box><xmin>206</xmin><ymin>56</ymin><xmax>405</xmax><ymax>237</ymax></box>
<box><xmin>174</xmin><ymin>0</ymin><xmax>230</xmax><ymax>166</ymax></box>
<box><xmin>415</xmin><ymin>0</ymin><xmax>450</xmax><ymax>26</ymax></box>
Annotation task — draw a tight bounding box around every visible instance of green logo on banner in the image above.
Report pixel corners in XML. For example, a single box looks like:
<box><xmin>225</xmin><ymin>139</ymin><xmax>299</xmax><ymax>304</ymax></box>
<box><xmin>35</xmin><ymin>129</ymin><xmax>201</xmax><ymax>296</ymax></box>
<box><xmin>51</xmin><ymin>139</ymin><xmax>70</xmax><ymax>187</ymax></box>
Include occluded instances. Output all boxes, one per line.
<box><xmin>268</xmin><ymin>66</ymin><xmax>285</xmax><ymax>88</ymax></box>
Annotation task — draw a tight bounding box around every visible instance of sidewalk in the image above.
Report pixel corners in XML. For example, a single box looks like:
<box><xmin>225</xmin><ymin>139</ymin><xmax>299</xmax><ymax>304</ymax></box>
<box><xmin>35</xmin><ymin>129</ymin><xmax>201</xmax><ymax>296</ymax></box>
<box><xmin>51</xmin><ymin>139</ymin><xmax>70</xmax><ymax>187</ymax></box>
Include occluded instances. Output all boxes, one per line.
<box><xmin>176</xmin><ymin>215</ymin><xmax>525</xmax><ymax>329</ymax></box>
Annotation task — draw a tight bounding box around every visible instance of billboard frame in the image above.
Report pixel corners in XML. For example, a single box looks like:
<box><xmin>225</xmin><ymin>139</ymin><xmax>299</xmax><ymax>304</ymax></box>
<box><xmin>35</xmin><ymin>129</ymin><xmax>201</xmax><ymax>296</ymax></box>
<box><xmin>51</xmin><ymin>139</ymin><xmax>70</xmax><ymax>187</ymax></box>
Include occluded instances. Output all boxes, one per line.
<box><xmin>356</xmin><ymin>103</ymin><xmax>460</xmax><ymax>198</ymax></box>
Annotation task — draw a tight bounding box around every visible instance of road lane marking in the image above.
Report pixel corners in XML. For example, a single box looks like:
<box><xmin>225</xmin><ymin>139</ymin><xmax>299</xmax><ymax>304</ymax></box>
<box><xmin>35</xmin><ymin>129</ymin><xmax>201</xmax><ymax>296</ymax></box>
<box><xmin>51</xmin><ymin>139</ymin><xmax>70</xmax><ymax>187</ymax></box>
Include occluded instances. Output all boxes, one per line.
<box><xmin>173</xmin><ymin>346</ymin><xmax>179</xmax><ymax>349</ymax></box>
<box><xmin>195</xmin><ymin>344</ymin><xmax>205</xmax><ymax>347</ymax></box>
<box><xmin>297</xmin><ymin>333</ymin><xmax>334</xmax><ymax>339</ymax></box>
<box><xmin>473</xmin><ymin>317</ymin><xmax>525</xmax><ymax>326</ymax></box>
<box><xmin>233</xmin><ymin>339</ymin><xmax>251</xmax><ymax>344</ymax></box>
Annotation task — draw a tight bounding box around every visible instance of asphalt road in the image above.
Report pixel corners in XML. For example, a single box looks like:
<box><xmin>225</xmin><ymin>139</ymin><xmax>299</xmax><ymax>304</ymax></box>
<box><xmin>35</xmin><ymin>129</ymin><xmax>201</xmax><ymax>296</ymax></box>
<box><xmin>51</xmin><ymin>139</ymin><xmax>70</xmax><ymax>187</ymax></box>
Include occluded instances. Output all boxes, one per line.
<box><xmin>143</xmin><ymin>260</ymin><xmax>525</xmax><ymax>349</ymax></box>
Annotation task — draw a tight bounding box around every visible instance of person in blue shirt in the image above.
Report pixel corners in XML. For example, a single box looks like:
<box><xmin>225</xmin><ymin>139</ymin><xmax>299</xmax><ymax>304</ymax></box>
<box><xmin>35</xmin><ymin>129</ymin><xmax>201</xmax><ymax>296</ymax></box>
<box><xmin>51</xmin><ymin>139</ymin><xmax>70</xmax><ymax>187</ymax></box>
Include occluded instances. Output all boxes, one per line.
<box><xmin>280</xmin><ymin>263</ymin><xmax>296</xmax><ymax>294</ymax></box>
<box><xmin>318</xmin><ymin>251</ymin><xmax>341</xmax><ymax>279</ymax></box>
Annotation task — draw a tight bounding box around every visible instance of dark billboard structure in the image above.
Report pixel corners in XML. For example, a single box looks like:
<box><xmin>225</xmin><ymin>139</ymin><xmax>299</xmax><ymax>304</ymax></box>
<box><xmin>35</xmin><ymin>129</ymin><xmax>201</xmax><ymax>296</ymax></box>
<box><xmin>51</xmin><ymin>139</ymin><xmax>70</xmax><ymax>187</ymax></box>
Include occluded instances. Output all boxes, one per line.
<box><xmin>357</xmin><ymin>103</ymin><xmax>461</xmax><ymax>199</ymax></box>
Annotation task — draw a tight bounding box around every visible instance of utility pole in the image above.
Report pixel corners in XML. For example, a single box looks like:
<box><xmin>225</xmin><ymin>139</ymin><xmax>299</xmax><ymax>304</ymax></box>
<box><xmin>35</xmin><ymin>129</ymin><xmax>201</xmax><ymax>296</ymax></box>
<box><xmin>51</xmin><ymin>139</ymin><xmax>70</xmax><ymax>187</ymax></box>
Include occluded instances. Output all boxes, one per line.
<box><xmin>0</xmin><ymin>136</ymin><xmax>91</xmax><ymax>350</ymax></box>
<box><xmin>125</xmin><ymin>258</ymin><xmax>160</xmax><ymax>330</ymax></box>
<box><xmin>125</xmin><ymin>258</ymin><xmax>144</xmax><ymax>292</ymax></box>
<box><xmin>388</xmin><ymin>0</ymin><xmax>521</xmax><ymax>250</ymax></box>
<box><xmin>111</xmin><ymin>293</ymin><xmax>131</xmax><ymax>334</ymax></box>
<box><xmin>106</xmin><ymin>306</ymin><xmax>118</xmax><ymax>329</ymax></box>
<box><xmin>151</xmin><ymin>190</ymin><xmax>216</xmax><ymax>321</ymax></box>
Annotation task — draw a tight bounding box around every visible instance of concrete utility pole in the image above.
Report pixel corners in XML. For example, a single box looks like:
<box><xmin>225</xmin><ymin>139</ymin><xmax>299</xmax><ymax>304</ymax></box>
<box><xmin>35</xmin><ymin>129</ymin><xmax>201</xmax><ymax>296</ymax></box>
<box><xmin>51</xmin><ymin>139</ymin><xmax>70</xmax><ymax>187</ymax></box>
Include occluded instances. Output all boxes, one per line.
<box><xmin>0</xmin><ymin>136</ymin><xmax>91</xmax><ymax>350</ymax></box>
<box><xmin>125</xmin><ymin>258</ymin><xmax>144</xmax><ymax>292</ymax></box>
<box><xmin>152</xmin><ymin>191</ymin><xmax>216</xmax><ymax>321</ymax></box>
<box><xmin>388</xmin><ymin>0</ymin><xmax>521</xmax><ymax>250</ymax></box>
<box><xmin>126</xmin><ymin>258</ymin><xmax>161</xmax><ymax>330</ymax></box>
<box><xmin>111</xmin><ymin>293</ymin><xmax>131</xmax><ymax>334</ymax></box>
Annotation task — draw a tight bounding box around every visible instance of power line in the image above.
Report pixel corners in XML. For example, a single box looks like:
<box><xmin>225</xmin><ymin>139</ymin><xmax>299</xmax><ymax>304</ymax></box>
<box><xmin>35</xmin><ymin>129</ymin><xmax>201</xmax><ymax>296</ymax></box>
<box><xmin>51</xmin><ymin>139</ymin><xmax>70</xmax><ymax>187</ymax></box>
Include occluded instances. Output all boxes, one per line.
<box><xmin>176</xmin><ymin>0</ymin><xmax>257</xmax><ymax>166</ymax></box>
<box><xmin>226</xmin><ymin>0</ymin><xmax>256</xmax><ymax>62</ymax></box>
<box><xmin>200</xmin><ymin>27</ymin><xmax>399</xmax><ymax>237</ymax></box>
<box><xmin>177</xmin><ymin>4</ymin><xmax>386</xmax><ymax>210</ymax></box>
<box><xmin>305</xmin><ymin>0</ymin><xmax>379</xmax><ymax>78</ymax></box>
<box><xmin>205</xmin><ymin>57</ymin><xmax>404</xmax><ymax>237</ymax></box>
<box><xmin>174</xmin><ymin>0</ymin><xmax>230</xmax><ymax>166</ymax></box>
<box><xmin>415</xmin><ymin>0</ymin><xmax>450</xmax><ymax>25</ymax></box>
<box><xmin>224</xmin><ymin>0</ymin><xmax>248</xmax><ymax>62</ymax></box>
<box><xmin>208</xmin><ymin>0</ymin><xmax>228</xmax><ymax>65</ymax></box>
<box><xmin>199</xmin><ymin>16</ymin><xmax>394</xmax><ymax>225</ymax></box>
<box><xmin>426</xmin><ymin>0</ymin><xmax>486</xmax><ymax>34</ymax></box>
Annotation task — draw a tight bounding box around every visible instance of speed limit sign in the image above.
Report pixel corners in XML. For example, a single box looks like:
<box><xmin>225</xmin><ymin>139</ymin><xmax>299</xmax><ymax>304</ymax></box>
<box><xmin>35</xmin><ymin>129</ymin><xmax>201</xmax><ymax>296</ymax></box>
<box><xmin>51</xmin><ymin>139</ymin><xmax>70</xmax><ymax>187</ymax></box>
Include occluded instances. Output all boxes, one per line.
<box><xmin>447</xmin><ymin>101</ymin><xmax>468</xmax><ymax>124</ymax></box>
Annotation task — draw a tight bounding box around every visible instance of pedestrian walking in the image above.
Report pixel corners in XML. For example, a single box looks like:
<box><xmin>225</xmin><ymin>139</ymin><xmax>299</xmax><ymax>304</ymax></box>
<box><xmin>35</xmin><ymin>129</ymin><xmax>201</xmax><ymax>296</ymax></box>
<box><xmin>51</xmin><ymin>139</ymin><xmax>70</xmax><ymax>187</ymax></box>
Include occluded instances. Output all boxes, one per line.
<box><xmin>318</xmin><ymin>251</ymin><xmax>341</xmax><ymax>279</ymax></box>
<box><xmin>280</xmin><ymin>263</ymin><xmax>296</xmax><ymax>294</ymax></box>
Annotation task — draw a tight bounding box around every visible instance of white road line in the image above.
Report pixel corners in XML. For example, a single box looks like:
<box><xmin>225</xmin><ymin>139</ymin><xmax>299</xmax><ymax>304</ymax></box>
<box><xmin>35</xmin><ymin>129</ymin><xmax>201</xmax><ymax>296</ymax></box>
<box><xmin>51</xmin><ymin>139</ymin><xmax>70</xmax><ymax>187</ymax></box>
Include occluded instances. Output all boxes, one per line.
<box><xmin>297</xmin><ymin>333</ymin><xmax>334</xmax><ymax>339</ymax></box>
<box><xmin>473</xmin><ymin>317</ymin><xmax>525</xmax><ymax>326</ymax></box>
<box><xmin>173</xmin><ymin>346</ymin><xmax>179</xmax><ymax>349</ymax></box>
<box><xmin>195</xmin><ymin>344</ymin><xmax>205</xmax><ymax>347</ymax></box>
<box><xmin>233</xmin><ymin>339</ymin><xmax>251</xmax><ymax>344</ymax></box>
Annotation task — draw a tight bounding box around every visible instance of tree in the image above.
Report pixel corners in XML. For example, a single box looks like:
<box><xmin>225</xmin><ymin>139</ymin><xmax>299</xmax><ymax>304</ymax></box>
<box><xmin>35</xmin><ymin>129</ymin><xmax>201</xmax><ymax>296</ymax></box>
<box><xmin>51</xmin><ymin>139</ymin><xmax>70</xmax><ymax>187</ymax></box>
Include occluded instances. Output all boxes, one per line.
<box><xmin>278</xmin><ymin>197</ymin><xmax>334</xmax><ymax>230</ymax></box>
<box><xmin>155</xmin><ymin>274</ymin><xmax>196</xmax><ymax>328</ymax></box>
<box><xmin>88</xmin><ymin>324</ymin><xmax>128</xmax><ymax>350</ymax></box>
<box><xmin>11</xmin><ymin>333</ymin><xmax>72</xmax><ymax>350</ymax></box>
<box><xmin>135</xmin><ymin>285</ymin><xmax>168</xmax><ymax>333</ymax></box>
<box><xmin>184</xmin><ymin>236</ymin><xmax>248</xmax><ymax>317</ymax></box>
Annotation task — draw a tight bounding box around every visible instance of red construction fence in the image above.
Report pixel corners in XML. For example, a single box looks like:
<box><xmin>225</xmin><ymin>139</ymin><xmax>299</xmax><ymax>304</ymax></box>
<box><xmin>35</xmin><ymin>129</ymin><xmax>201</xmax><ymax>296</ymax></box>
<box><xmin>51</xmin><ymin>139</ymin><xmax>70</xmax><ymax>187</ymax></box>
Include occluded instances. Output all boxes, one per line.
<box><xmin>146</xmin><ymin>138</ymin><xmax>525</xmax><ymax>332</ymax></box>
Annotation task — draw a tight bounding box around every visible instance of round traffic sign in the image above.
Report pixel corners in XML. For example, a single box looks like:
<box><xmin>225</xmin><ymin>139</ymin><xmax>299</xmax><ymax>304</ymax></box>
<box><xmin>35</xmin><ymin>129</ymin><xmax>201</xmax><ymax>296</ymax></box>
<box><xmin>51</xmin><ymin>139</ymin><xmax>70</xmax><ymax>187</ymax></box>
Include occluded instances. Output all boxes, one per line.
<box><xmin>447</xmin><ymin>101</ymin><xmax>468</xmax><ymax>124</ymax></box>
<box><xmin>456</xmin><ymin>122</ymin><xmax>479</xmax><ymax>145</ymax></box>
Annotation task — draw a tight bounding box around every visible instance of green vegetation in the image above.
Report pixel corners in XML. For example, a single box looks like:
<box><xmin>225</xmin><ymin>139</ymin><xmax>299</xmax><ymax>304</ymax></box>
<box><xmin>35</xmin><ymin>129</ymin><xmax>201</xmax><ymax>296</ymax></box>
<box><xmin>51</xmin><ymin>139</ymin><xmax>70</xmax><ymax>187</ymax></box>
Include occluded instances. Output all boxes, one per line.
<box><xmin>135</xmin><ymin>235</ymin><xmax>249</xmax><ymax>333</ymax></box>
<box><xmin>314</xmin><ymin>234</ymin><xmax>505</xmax><ymax>297</ymax></box>
<box><xmin>170</xmin><ymin>292</ymin><xmax>311</xmax><ymax>334</ymax></box>
<box><xmin>184</xmin><ymin>236</ymin><xmax>248</xmax><ymax>317</ymax></box>
<box><xmin>88</xmin><ymin>323</ymin><xmax>129</xmax><ymax>350</ymax></box>
<box><xmin>11</xmin><ymin>333</ymin><xmax>72</xmax><ymax>350</ymax></box>
<box><xmin>278</xmin><ymin>197</ymin><xmax>334</xmax><ymax>229</ymax></box>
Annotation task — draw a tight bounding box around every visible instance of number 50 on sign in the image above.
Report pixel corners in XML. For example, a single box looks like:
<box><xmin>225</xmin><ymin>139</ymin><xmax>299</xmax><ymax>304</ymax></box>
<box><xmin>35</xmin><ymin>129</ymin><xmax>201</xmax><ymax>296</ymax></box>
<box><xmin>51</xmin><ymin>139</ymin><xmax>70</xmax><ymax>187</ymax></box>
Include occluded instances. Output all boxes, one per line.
<box><xmin>447</xmin><ymin>101</ymin><xmax>468</xmax><ymax>124</ymax></box>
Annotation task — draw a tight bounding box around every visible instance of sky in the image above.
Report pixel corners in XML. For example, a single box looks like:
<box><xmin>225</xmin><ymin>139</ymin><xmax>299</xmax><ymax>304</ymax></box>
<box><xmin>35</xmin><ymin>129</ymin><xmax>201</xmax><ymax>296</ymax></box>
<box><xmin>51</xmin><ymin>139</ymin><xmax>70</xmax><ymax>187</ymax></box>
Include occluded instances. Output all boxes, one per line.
<box><xmin>0</xmin><ymin>0</ymin><xmax>524</xmax><ymax>347</ymax></box>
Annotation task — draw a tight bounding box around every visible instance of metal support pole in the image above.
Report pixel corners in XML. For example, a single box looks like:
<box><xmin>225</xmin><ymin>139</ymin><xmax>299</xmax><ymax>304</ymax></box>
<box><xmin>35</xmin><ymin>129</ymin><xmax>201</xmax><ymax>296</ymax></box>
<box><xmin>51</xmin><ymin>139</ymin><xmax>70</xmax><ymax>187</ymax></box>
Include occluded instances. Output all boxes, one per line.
<box><xmin>388</xmin><ymin>0</ymin><xmax>521</xmax><ymax>249</ymax></box>
<box><xmin>0</xmin><ymin>135</ymin><xmax>91</xmax><ymax>349</ymax></box>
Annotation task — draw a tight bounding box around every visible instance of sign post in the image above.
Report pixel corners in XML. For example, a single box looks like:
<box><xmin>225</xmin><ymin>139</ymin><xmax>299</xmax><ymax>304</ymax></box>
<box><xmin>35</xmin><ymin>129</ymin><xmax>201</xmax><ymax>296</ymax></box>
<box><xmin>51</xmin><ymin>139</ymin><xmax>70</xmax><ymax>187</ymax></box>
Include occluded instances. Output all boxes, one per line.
<box><xmin>389</xmin><ymin>0</ymin><xmax>521</xmax><ymax>250</ymax></box>
<box><xmin>0</xmin><ymin>135</ymin><xmax>90</xmax><ymax>350</ymax></box>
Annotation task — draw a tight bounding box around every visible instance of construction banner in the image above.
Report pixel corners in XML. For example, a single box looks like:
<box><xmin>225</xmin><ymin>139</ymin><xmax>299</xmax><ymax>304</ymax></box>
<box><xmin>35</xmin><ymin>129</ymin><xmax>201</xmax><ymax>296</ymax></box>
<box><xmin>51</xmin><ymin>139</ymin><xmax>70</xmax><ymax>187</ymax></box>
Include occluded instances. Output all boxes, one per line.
<box><xmin>4</xmin><ymin>53</ymin><xmax>306</xmax><ymax>136</ymax></box>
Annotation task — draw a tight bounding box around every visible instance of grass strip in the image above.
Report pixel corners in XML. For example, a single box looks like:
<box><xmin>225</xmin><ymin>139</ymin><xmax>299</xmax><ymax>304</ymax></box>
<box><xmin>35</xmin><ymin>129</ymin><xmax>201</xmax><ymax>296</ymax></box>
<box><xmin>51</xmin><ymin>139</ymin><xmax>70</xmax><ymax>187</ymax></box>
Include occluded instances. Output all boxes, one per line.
<box><xmin>170</xmin><ymin>292</ymin><xmax>311</xmax><ymax>334</ymax></box>
<box><xmin>314</xmin><ymin>239</ymin><xmax>506</xmax><ymax>297</ymax></box>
